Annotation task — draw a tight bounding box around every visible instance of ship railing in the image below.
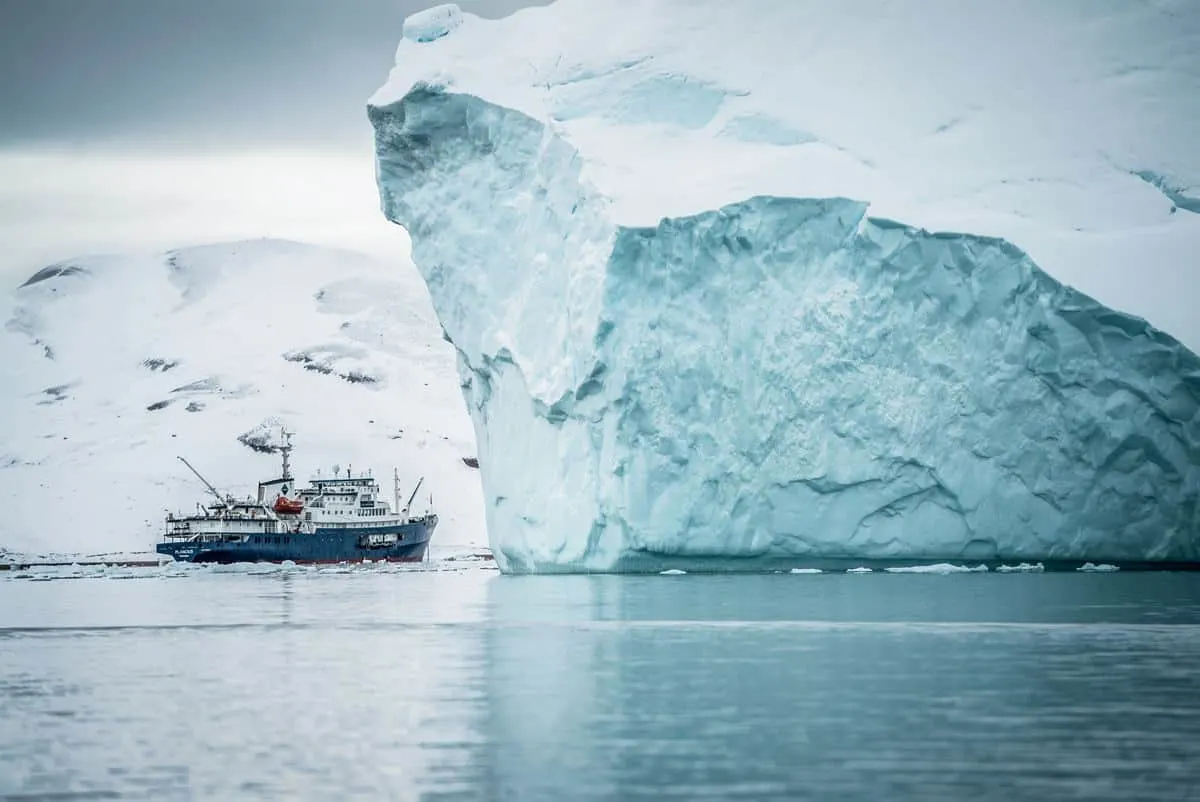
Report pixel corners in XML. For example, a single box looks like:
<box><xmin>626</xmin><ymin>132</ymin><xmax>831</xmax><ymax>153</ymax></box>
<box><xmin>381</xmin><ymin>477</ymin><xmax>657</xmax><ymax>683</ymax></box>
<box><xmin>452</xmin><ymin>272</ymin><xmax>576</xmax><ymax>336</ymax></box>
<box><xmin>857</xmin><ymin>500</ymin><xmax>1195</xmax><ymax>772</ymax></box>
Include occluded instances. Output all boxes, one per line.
<box><xmin>306</xmin><ymin>515</ymin><xmax>434</xmax><ymax>530</ymax></box>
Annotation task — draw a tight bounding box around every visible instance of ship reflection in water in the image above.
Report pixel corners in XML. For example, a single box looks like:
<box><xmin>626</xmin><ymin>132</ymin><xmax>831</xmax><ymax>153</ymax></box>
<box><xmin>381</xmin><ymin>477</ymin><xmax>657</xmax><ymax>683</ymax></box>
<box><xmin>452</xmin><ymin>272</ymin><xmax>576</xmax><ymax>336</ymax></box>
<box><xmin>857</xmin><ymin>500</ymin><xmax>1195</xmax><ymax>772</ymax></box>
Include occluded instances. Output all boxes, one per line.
<box><xmin>1</xmin><ymin>567</ymin><xmax>1199</xmax><ymax>800</ymax></box>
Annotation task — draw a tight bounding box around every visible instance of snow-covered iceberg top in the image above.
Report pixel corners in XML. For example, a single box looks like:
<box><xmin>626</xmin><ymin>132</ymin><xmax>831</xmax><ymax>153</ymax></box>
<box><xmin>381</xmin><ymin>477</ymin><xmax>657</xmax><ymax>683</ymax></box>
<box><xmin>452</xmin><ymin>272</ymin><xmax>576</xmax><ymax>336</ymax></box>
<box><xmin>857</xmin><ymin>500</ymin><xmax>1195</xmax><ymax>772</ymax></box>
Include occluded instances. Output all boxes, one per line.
<box><xmin>369</xmin><ymin>1</ymin><xmax>1200</xmax><ymax>572</ymax></box>
<box><xmin>401</xmin><ymin>3</ymin><xmax>462</xmax><ymax>44</ymax></box>
<box><xmin>371</xmin><ymin>2</ymin><xmax>1200</xmax><ymax>268</ymax></box>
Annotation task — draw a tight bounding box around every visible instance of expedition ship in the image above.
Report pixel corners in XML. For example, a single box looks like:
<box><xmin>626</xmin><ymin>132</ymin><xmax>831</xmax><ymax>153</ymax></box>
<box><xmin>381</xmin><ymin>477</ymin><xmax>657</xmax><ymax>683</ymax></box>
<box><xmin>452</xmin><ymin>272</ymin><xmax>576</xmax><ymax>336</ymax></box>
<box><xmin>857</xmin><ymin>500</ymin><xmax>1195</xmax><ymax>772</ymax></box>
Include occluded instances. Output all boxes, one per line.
<box><xmin>156</xmin><ymin>431</ymin><xmax>436</xmax><ymax>564</ymax></box>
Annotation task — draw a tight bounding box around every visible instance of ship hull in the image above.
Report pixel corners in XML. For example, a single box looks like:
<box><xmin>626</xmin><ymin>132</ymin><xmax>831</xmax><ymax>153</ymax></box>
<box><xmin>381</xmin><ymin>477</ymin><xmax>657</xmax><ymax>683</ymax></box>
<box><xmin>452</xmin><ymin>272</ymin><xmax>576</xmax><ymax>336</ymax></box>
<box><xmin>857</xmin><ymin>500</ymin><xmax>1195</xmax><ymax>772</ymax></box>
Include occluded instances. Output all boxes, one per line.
<box><xmin>156</xmin><ymin>516</ymin><xmax>437</xmax><ymax>565</ymax></box>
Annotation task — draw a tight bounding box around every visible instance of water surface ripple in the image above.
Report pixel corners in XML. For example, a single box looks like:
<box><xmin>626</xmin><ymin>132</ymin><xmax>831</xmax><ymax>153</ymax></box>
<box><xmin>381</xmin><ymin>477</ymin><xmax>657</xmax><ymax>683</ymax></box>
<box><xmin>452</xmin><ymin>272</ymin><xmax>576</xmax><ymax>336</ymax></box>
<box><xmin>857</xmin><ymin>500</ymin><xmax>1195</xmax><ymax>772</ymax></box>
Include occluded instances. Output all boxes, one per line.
<box><xmin>1</xmin><ymin>564</ymin><xmax>1198</xmax><ymax>801</ymax></box>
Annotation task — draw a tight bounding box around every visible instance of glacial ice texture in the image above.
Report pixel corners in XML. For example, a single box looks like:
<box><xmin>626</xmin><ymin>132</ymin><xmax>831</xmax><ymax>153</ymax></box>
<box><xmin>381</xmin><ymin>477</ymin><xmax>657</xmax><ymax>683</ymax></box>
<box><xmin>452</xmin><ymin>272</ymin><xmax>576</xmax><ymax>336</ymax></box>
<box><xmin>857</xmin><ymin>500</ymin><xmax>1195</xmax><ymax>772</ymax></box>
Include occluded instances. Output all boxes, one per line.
<box><xmin>370</xmin><ymin>85</ymin><xmax>1200</xmax><ymax>572</ymax></box>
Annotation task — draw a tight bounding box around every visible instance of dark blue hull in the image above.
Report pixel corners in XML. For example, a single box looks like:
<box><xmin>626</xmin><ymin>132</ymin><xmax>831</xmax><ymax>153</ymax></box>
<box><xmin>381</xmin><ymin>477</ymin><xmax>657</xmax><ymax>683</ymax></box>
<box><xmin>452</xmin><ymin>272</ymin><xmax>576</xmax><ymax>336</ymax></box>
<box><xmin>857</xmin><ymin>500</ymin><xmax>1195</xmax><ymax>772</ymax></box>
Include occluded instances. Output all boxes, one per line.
<box><xmin>156</xmin><ymin>516</ymin><xmax>437</xmax><ymax>565</ymax></box>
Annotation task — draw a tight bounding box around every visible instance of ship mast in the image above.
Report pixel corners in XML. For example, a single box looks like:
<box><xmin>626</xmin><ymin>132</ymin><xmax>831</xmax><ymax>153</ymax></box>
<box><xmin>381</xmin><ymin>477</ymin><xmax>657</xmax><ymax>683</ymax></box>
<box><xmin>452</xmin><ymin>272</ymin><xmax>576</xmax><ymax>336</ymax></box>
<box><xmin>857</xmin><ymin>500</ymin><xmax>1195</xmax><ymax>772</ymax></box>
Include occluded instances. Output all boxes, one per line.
<box><xmin>394</xmin><ymin>468</ymin><xmax>402</xmax><ymax>518</ymax></box>
<box><xmin>279</xmin><ymin>428</ymin><xmax>294</xmax><ymax>482</ymax></box>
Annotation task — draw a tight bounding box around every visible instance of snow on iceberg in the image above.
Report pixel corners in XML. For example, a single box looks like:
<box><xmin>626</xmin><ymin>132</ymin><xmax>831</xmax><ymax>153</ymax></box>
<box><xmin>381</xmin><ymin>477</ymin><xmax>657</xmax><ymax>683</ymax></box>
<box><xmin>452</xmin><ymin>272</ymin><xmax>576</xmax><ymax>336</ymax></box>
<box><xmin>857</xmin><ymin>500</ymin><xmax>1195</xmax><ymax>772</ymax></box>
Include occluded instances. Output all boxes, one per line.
<box><xmin>401</xmin><ymin>3</ymin><xmax>462</xmax><ymax>44</ymax></box>
<box><xmin>369</xmin><ymin>1</ymin><xmax>1200</xmax><ymax>573</ymax></box>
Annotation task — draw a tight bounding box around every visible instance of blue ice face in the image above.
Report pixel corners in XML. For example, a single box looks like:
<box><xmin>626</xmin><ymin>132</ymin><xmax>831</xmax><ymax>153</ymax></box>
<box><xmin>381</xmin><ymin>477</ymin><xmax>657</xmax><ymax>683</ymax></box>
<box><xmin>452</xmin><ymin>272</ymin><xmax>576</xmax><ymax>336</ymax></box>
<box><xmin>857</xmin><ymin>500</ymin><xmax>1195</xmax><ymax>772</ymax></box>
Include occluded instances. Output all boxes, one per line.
<box><xmin>371</xmin><ymin>87</ymin><xmax>1200</xmax><ymax>573</ymax></box>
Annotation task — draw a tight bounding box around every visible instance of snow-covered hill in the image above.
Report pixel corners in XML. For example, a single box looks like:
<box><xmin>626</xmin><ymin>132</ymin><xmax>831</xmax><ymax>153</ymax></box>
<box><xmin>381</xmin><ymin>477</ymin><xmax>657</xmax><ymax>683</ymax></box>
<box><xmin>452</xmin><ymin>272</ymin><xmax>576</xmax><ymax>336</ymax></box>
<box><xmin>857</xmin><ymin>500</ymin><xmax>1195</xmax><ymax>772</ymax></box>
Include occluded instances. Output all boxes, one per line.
<box><xmin>0</xmin><ymin>239</ymin><xmax>483</xmax><ymax>556</ymax></box>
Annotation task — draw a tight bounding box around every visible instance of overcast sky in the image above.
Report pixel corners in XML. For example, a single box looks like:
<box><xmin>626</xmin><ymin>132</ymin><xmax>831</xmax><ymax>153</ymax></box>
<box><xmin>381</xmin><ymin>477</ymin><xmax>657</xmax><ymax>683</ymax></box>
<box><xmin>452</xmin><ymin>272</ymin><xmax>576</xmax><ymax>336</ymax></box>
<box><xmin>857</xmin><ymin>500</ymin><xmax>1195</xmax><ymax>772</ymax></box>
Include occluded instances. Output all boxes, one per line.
<box><xmin>0</xmin><ymin>0</ymin><xmax>541</xmax><ymax>150</ymax></box>
<box><xmin>0</xmin><ymin>0</ymin><xmax>546</xmax><ymax>280</ymax></box>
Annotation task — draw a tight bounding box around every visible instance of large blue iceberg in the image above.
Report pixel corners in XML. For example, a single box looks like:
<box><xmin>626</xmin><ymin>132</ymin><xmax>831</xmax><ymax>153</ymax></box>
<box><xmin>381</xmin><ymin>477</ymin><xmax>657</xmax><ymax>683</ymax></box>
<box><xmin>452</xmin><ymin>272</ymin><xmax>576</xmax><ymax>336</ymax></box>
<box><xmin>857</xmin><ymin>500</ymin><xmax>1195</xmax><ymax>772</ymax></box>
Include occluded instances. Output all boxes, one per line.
<box><xmin>369</xmin><ymin>4</ymin><xmax>1200</xmax><ymax>572</ymax></box>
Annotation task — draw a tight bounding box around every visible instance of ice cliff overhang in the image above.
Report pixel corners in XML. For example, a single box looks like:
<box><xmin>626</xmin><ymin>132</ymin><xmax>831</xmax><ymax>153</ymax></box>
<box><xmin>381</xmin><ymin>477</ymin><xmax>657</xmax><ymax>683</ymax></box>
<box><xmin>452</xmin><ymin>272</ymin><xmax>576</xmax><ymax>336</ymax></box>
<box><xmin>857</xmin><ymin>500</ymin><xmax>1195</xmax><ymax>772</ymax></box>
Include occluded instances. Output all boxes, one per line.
<box><xmin>369</xmin><ymin>1</ymin><xmax>1200</xmax><ymax>572</ymax></box>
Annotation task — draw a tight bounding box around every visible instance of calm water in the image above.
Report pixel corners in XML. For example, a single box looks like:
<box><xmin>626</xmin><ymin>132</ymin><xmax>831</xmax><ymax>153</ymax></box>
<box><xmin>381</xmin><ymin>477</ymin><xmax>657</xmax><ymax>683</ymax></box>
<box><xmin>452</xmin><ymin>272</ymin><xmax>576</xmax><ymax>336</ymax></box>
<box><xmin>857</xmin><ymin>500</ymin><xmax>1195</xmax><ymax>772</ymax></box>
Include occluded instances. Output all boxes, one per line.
<box><xmin>2</xmin><ymin>562</ymin><xmax>1199</xmax><ymax>801</ymax></box>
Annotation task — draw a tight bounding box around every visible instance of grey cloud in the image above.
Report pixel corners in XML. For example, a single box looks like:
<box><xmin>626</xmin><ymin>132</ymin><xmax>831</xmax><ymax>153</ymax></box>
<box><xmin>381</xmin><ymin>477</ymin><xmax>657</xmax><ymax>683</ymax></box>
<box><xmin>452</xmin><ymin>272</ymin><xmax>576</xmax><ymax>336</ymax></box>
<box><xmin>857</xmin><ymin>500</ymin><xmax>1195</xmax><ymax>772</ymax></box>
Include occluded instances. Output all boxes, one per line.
<box><xmin>0</xmin><ymin>0</ymin><xmax>545</xmax><ymax>150</ymax></box>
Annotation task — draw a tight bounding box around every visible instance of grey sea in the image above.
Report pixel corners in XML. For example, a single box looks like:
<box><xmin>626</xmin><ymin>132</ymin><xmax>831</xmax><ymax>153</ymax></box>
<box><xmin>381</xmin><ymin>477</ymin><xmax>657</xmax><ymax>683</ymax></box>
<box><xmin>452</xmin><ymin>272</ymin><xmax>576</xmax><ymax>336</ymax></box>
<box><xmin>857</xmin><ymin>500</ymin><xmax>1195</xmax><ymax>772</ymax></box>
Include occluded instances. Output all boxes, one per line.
<box><xmin>2</xmin><ymin>560</ymin><xmax>1199</xmax><ymax>801</ymax></box>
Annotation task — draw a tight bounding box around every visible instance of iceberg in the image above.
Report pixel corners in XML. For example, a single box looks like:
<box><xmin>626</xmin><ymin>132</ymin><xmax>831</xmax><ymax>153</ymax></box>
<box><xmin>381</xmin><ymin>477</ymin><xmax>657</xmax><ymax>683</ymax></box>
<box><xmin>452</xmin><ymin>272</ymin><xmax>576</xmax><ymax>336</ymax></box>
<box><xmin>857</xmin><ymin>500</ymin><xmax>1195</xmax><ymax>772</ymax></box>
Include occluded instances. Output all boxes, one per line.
<box><xmin>369</xmin><ymin>1</ymin><xmax>1200</xmax><ymax>572</ymax></box>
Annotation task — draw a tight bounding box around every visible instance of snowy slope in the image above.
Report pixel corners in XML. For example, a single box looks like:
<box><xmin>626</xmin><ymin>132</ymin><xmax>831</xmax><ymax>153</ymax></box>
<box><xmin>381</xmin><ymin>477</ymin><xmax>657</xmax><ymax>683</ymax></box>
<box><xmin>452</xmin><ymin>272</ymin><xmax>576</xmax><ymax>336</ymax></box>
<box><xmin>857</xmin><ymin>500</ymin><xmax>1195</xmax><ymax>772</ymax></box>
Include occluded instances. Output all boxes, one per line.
<box><xmin>0</xmin><ymin>239</ymin><xmax>482</xmax><ymax>556</ymax></box>
<box><xmin>368</xmin><ymin>1</ymin><xmax>1200</xmax><ymax>572</ymax></box>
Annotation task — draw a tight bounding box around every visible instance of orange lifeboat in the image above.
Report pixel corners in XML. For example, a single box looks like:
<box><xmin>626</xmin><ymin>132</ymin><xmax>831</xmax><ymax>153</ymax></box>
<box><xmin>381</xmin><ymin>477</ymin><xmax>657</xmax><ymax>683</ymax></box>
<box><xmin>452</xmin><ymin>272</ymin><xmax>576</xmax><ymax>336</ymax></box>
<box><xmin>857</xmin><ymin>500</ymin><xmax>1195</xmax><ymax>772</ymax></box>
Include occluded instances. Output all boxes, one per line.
<box><xmin>273</xmin><ymin>496</ymin><xmax>304</xmax><ymax>515</ymax></box>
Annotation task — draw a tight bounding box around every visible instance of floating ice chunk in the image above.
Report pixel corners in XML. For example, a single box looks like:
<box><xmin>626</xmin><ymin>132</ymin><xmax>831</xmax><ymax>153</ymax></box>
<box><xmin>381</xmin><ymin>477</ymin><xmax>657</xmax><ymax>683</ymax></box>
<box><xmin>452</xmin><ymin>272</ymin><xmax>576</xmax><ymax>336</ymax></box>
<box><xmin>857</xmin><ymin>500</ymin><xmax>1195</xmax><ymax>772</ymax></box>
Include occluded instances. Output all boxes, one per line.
<box><xmin>884</xmin><ymin>563</ymin><xmax>989</xmax><ymax>574</ymax></box>
<box><xmin>995</xmin><ymin>562</ymin><xmax>1045</xmax><ymax>573</ymax></box>
<box><xmin>403</xmin><ymin>4</ymin><xmax>463</xmax><ymax>44</ymax></box>
<box><xmin>1077</xmin><ymin>562</ymin><xmax>1121</xmax><ymax>572</ymax></box>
